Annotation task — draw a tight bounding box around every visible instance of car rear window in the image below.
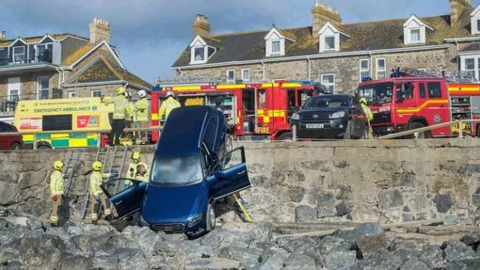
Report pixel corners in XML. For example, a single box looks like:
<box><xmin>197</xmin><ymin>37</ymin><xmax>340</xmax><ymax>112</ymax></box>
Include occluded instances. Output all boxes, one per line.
<box><xmin>0</xmin><ymin>122</ymin><xmax>14</xmax><ymax>132</ymax></box>
<box><xmin>304</xmin><ymin>96</ymin><xmax>349</xmax><ymax>109</ymax></box>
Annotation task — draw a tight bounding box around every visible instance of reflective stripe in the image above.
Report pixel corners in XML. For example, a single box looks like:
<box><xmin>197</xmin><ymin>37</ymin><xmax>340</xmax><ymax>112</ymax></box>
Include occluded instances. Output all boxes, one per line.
<box><xmin>50</xmin><ymin>215</ymin><xmax>59</xmax><ymax>222</ymax></box>
<box><xmin>135</xmin><ymin>98</ymin><xmax>150</xmax><ymax>121</ymax></box>
<box><xmin>104</xmin><ymin>208</ymin><xmax>112</xmax><ymax>215</ymax></box>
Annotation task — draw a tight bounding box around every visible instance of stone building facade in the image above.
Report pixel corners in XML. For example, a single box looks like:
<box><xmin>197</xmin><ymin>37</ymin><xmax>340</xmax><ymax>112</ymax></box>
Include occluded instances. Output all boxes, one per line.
<box><xmin>171</xmin><ymin>0</ymin><xmax>480</xmax><ymax>94</ymax></box>
<box><xmin>0</xmin><ymin>18</ymin><xmax>151</xmax><ymax>122</ymax></box>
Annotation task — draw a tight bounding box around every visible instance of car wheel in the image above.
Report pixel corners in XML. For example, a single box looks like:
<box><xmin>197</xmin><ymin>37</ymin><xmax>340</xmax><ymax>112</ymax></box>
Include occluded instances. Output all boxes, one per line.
<box><xmin>10</xmin><ymin>142</ymin><xmax>21</xmax><ymax>150</ymax></box>
<box><xmin>343</xmin><ymin>121</ymin><xmax>352</xmax><ymax>139</ymax></box>
<box><xmin>410</xmin><ymin>122</ymin><xmax>430</xmax><ymax>139</ymax></box>
<box><xmin>206</xmin><ymin>203</ymin><xmax>216</xmax><ymax>232</ymax></box>
<box><xmin>277</xmin><ymin>132</ymin><xmax>293</xmax><ymax>141</ymax></box>
<box><xmin>37</xmin><ymin>145</ymin><xmax>51</xmax><ymax>150</ymax></box>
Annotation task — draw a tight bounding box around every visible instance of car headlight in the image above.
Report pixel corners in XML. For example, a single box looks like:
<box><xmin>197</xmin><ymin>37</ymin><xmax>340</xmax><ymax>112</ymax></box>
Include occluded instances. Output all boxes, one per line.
<box><xmin>330</xmin><ymin>111</ymin><xmax>345</xmax><ymax>119</ymax></box>
<box><xmin>291</xmin><ymin>113</ymin><xmax>300</xmax><ymax>120</ymax></box>
<box><xmin>187</xmin><ymin>213</ymin><xmax>203</xmax><ymax>228</ymax></box>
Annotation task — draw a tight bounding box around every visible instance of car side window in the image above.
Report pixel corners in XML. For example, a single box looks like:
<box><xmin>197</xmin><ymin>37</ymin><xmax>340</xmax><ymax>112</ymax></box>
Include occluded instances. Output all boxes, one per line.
<box><xmin>427</xmin><ymin>83</ymin><xmax>442</xmax><ymax>98</ymax></box>
<box><xmin>220</xmin><ymin>147</ymin><xmax>245</xmax><ymax>171</ymax></box>
<box><xmin>0</xmin><ymin>123</ymin><xmax>6</xmax><ymax>132</ymax></box>
<box><xmin>203</xmin><ymin>116</ymin><xmax>219</xmax><ymax>151</ymax></box>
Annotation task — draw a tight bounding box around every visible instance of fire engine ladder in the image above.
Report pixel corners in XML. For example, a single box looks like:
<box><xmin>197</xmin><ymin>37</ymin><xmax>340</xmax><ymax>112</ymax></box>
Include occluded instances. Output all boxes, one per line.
<box><xmin>81</xmin><ymin>146</ymin><xmax>128</xmax><ymax>220</ymax></box>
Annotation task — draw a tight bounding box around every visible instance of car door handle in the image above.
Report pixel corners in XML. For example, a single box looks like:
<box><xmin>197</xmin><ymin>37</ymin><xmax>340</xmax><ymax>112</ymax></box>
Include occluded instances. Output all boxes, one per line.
<box><xmin>115</xmin><ymin>200</ymin><xmax>123</xmax><ymax>205</ymax></box>
<box><xmin>237</xmin><ymin>170</ymin><xmax>246</xmax><ymax>175</ymax></box>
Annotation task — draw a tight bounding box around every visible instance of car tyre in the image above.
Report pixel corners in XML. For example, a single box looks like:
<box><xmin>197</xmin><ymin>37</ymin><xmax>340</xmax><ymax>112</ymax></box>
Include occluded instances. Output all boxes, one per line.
<box><xmin>206</xmin><ymin>203</ymin><xmax>216</xmax><ymax>232</ymax></box>
<box><xmin>10</xmin><ymin>142</ymin><xmax>21</xmax><ymax>150</ymax></box>
<box><xmin>410</xmin><ymin>122</ymin><xmax>430</xmax><ymax>139</ymax></box>
<box><xmin>343</xmin><ymin>121</ymin><xmax>352</xmax><ymax>139</ymax></box>
<box><xmin>277</xmin><ymin>132</ymin><xmax>293</xmax><ymax>141</ymax></box>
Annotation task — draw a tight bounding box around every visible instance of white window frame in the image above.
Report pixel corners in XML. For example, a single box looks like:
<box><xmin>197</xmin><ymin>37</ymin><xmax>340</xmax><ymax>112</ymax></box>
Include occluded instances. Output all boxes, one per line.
<box><xmin>8</xmin><ymin>77</ymin><xmax>21</xmax><ymax>105</ymax></box>
<box><xmin>271</xmin><ymin>40</ymin><xmax>281</xmax><ymax>54</ymax></box>
<box><xmin>241</xmin><ymin>69</ymin><xmax>251</xmax><ymax>81</ymax></box>
<box><xmin>359</xmin><ymin>59</ymin><xmax>370</xmax><ymax>81</ymax></box>
<box><xmin>376</xmin><ymin>58</ymin><xmax>387</xmax><ymax>79</ymax></box>
<box><xmin>189</xmin><ymin>36</ymin><xmax>216</xmax><ymax>65</ymax></box>
<box><xmin>403</xmin><ymin>15</ymin><xmax>431</xmax><ymax>45</ymax></box>
<box><xmin>323</xmin><ymin>36</ymin><xmax>336</xmax><ymax>51</ymax></box>
<box><xmin>13</xmin><ymin>46</ymin><xmax>25</xmax><ymax>63</ymax></box>
<box><xmin>226</xmin><ymin>70</ymin><xmax>235</xmax><ymax>82</ymax></box>
<box><xmin>91</xmin><ymin>90</ymin><xmax>102</xmax><ymax>97</ymax></box>
<box><xmin>321</xmin><ymin>74</ymin><xmax>336</xmax><ymax>94</ymax></box>
<box><xmin>471</xmin><ymin>7</ymin><xmax>480</xmax><ymax>35</ymax></box>
<box><xmin>69</xmin><ymin>91</ymin><xmax>77</xmax><ymax>98</ymax></box>
<box><xmin>460</xmin><ymin>56</ymin><xmax>480</xmax><ymax>81</ymax></box>
<box><xmin>37</xmin><ymin>76</ymin><xmax>49</xmax><ymax>100</ymax></box>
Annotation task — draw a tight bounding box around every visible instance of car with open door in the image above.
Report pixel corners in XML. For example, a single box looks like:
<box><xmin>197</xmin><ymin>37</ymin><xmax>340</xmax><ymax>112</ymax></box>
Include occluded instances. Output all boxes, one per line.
<box><xmin>102</xmin><ymin>106</ymin><xmax>251</xmax><ymax>236</ymax></box>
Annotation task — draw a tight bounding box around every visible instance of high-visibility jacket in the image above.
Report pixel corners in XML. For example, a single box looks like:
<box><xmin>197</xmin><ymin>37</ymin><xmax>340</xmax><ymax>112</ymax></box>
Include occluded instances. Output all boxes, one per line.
<box><xmin>106</xmin><ymin>95</ymin><xmax>130</xmax><ymax>120</ymax></box>
<box><xmin>90</xmin><ymin>171</ymin><xmax>111</xmax><ymax>197</ymax></box>
<box><xmin>159</xmin><ymin>97</ymin><xmax>181</xmax><ymax>121</ymax></box>
<box><xmin>50</xmin><ymin>170</ymin><xmax>64</xmax><ymax>196</ymax></box>
<box><xmin>361</xmin><ymin>104</ymin><xmax>374</xmax><ymax>122</ymax></box>
<box><xmin>452</xmin><ymin>122</ymin><xmax>470</xmax><ymax>134</ymax></box>
<box><xmin>126</xmin><ymin>101</ymin><xmax>136</xmax><ymax>121</ymax></box>
<box><xmin>135</xmin><ymin>98</ymin><xmax>150</xmax><ymax>122</ymax></box>
<box><xmin>125</xmin><ymin>162</ymin><xmax>149</xmax><ymax>179</ymax></box>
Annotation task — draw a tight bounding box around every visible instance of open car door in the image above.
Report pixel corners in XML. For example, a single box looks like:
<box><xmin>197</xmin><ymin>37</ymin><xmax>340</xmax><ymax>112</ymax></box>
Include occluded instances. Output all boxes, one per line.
<box><xmin>209</xmin><ymin>146</ymin><xmax>251</xmax><ymax>200</ymax></box>
<box><xmin>101</xmin><ymin>178</ymin><xmax>147</xmax><ymax>219</ymax></box>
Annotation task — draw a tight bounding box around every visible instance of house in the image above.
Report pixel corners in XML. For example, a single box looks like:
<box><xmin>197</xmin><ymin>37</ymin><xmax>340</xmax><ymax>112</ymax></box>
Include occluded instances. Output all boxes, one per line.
<box><xmin>171</xmin><ymin>0</ymin><xmax>480</xmax><ymax>94</ymax></box>
<box><xmin>0</xmin><ymin>18</ymin><xmax>152</xmax><ymax>122</ymax></box>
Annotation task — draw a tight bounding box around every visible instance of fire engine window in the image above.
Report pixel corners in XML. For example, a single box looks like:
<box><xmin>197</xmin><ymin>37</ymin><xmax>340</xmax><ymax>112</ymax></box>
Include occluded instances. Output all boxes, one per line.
<box><xmin>242</xmin><ymin>89</ymin><xmax>255</xmax><ymax>113</ymax></box>
<box><xmin>297</xmin><ymin>91</ymin><xmax>309</xmax><ymax>107</ymax></box>
<box><xmin>258</xmin><ymin>90</ymin><xmax>266</xmax><ymax>109</ymax></box>
<box><xmin>43</xmin><ymin>115</ymin><xmax>72</xmax><ymax>131</ymax></box>
<box><xmin>287</xmin><ymin>90</ymin><xmax>296</xmax><ymax>110</ymax></box>
<box><xmin>396</xmin><ymin>83</ymin><xmax>414</xmax><ymax>102</ymax></box>
<box><xmin>419</xmin><ymin>83</ymin><xmax>426</xmax><ymax>98</ymax></box>
<box><xmin>427</xmin><ymin>83</ymin><xmax>442</xmax><ymax>98</ymax></box>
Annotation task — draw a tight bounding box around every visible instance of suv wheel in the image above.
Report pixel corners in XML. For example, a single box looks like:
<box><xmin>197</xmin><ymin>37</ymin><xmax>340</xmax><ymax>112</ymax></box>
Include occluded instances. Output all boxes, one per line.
<box><xmin>206</xmin><ymin>203</ymin><xmax>216</xmax><ymax>232</ymax></box>
<box><xmin>410</xmin><ymin>122</ymin><xmax>430</xmax><ymax>139</ymax></box>
<box><xmin>10</xmin><ymin>142</ymin><xmax>21</xmax><ymax>150</ymax></box>
<box><xmin>277</xmin><ymin>132</ymin><xmax>293</xmax><ymax>141</ymax></box>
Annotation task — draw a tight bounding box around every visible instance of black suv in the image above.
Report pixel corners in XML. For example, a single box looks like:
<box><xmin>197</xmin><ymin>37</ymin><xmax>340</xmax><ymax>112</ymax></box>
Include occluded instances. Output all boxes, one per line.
<box><xmin>290</xmin><ymin>94</ymin><xmax>367</xmax><ymax>139</ymax></box>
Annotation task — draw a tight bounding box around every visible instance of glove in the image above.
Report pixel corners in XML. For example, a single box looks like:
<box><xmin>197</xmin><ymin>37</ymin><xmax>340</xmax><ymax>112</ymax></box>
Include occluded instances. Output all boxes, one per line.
<box><xmin>111</xmin><ymin>172</ymin><xmax>119</xmax><ymax>178</ymax></box>
<box><xmin>52</xmin><ymin>195</ymin><xmax>58</xmax><ymax>202</ymax></box>
<box><xmin>95</xmin><ymin>195</ymin><xmax>101</xmax><ymax>202</ymax></box>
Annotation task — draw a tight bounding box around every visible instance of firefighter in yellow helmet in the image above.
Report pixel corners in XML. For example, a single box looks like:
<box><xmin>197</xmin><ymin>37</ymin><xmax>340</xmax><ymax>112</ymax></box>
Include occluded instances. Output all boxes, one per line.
<box><xmin>124</xmin><ymin>91</ymin><xmax>137</xmax><ymax>144</ymax></box>
<box><xmin>135</xmin><ymin>90</ymin><xmax>150</xmax><ymax>145</ymax></box>
<box><xmin>159</xmin><ymin>91</ymin><xmax>181</xmax><ymax>124</ymax></box>
<box><xmin>49</xmin><ymin>160</ymin><xmax>64</xmax><ymax>225</ymax></box>
<box><xmin>103</xmin><ymin>87</ymin><xmax>131</xmax><ymax>146</ymax></box>
<box><xmin>124</xmin><ymin>152</ymin><xmax>150</xmax><ymax>188</ymax></box>
<box><xmin>360</xmin><ymin>97</ymin><xmax>374</xmax><ymax>139</ymax></box>
<box><xmin>89</xmin><ymin>161</ymin><xmax>117</xmax><ymax>223</ymax></box>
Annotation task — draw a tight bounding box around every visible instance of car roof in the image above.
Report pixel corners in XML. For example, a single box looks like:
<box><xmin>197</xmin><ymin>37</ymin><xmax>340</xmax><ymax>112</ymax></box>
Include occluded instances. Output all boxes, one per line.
<box><xmin>156</xmin><ymin>106</ymin><xmax>223</xmax><ymax>156</ymax></box>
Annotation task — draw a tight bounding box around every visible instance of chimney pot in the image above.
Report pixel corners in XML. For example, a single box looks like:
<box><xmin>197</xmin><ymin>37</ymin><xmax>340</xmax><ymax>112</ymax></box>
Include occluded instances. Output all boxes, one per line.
<box><xmin>450</xmin><ymin>0</ymin><xmax>472</xmax><ymax>25</ymax></box>
<box><xmin>193</xmin><ymin>14</ymin><xmax>211</xmax><ymax>37</ymax></box>
<box><xmin>311</xmin><ymin>1</ymin><xmax>342</xmax><ymax>38</ymax></box>
<box><xmin>90</xmin><ymin>17</ymin><xmax>111</xmax><ymax>44</ymax></box>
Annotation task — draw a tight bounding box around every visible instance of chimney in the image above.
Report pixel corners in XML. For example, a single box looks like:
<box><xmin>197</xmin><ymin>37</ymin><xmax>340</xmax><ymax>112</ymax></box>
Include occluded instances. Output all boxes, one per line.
<box><xmin>450</xmin><ymin>0</ymin><xmax>472</xmax><ymax>25</ymax></box>
<box><xmin>89</xmin><ymin>18</ymin><xmax>111</xmax><ymax>44</ymax></box>
<box><xmin>0</xmin><ymin>31</ymin><xmax>6</xmax><ymax>41</ymax></box>
<box><xmin>311</xmin><ymin>1</ymin><xmax>342</xmax><ymax>38</ymax></box>
<box><xmin>193</xmin><ymin>14</ymin><xmax>211</xmax><ymax>37</ymax></box>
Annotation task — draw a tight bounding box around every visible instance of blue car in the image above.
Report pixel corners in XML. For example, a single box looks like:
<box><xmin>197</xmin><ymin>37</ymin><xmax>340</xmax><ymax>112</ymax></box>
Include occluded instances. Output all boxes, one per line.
<box><xmin>101</xmin><ymin>106</ymin><xmax>251</xmax><ymax>235</ymax></box>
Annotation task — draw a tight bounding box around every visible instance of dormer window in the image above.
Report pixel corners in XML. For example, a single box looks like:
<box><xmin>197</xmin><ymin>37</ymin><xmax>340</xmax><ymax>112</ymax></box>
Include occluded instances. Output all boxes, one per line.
<box><xmin>189</xmin><ymin>36</ymin><xmax>216</xmax><ymax>65</ymax></box>
<box><xmin>264</xmin><ymin>27</ymin><xmax>294</xmax><ymax>57</ymax></box>
<box><xmin>318</xmin><ymin>22</ymin><xmax>348</xmax><ymax>53</ymax></box>
<box><xmin>471</xmin><ymin>6</ymin><xmax>480</xmax><ymax>35</ymax></box>
<box><xmin>403</xmin><ymin>15</ymin><xmax>433</xmax><ymax>45</ymax></box>
<box><xmin>13</xmin><ymin>47</ymin><xmax>25</xmax><ymax>63</ymax></box>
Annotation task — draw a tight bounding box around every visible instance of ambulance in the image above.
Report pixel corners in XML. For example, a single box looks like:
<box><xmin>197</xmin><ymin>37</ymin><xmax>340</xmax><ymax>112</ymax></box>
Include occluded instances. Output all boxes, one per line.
<box><xmin>14</xmin><ymin>98</ymin><xmax>113</xmax><ymax>149</ymax></box>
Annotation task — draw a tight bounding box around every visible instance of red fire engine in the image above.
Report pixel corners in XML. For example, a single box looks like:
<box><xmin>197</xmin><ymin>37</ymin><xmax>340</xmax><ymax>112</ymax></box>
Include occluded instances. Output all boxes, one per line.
<box><xmin>357</xmin><ymin>68</ymin><xmax>480</xmax><ymax>138</ymax></box>
<box><xmin>150</xmin><ymin>81</ymin><xmax>319</xmax><ymax>142</ymax></box>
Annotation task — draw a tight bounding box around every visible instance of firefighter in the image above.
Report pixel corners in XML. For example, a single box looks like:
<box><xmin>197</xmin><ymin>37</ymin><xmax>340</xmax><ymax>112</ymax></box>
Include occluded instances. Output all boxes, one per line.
<box><xmin>159</xmin><ymin>91</ymin><xmax>181</xmax><ymax>124</ymax></box>
<box><xmin>125</xmin><ymin>91</ymin><xmax>137</xmax><ymax>143</ymax></box>
<box><xmin>134</xmin><ymin>163</ymin><xmax>149</xmax><ymax>182</ymax></box>
<box><xmin>124</xmin><ymin>152</ymin><xmax>149</xmax><ymax>188</ymax></box>
<box><xmin>360</xmin><ymin>97</ymin><xmax>374</xmax><ymax>139</ymax></box>
<box><xmin>452</xmin><ymin>115</ymin><xmax>471</xmax><ymax>136</ymax></box>
<box><xmin>90</xmin><ymin>161</ymin><xmax>117</xmax><ymax>223</ymax></box>
<box><xmin>103</xmin><ymin>87</ymin><xmax>130</xmax><ymax>146</ymax></box>
<box><xmin>49</xmin><ymin>160</ymin><xmax>64</xmax><ymax>225</ymax></box>
<box><xmin>135</xmin><ymin>90</ymin><xmax>150</xmax><ymax>145</ymax></box>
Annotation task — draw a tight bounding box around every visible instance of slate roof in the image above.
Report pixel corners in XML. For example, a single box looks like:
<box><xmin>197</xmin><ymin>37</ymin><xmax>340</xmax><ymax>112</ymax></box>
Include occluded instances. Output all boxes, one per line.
<box><xmin>0</xmin><ymin>33</ymin><xmax>87</xmax><ymax>47</ymax></box>
<box><xmin>173</xmin><ymin>9</ymin><xmax>474</xmax><ymax>67</ymax></box>
<box><xmin>69</xmin><ymin>56</ymin><xmax>152</xmax><ymax>90</ymax></box>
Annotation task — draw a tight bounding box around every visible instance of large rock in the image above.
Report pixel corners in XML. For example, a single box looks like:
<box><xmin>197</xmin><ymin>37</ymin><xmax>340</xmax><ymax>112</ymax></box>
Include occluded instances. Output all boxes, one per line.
<box><xmin>186</xmin><ymin>258</ymin><xmax>241</xmax><ymax>270</ymax></box>
<box><xmin>0</xmin><ymin>170</ymin><xmax>20</xmax><ymax>183</ymax></box>
<box><xmin>295</xmin><ymin>205</ymin><xmax>316</xmax><ymax>222</ymax></box>
<box><xmin>351</xmin><ymin>250</ymin><xmax>403</xmax><ymax>270</ymax></box>
<box><xmin>283</xmin><ymin>254</ymin><xmax>317</xmax><ymax>270</ymax></box>
<box><xmin>388</xmin><ymin>237</ymin><xmax>429</xmax><ymax>254</ymax></box>
<box><xmin>116</xmin><ymin>248</ymin><xmax>149</xmax><ymax>270</ymax></box>
<box><xmin>461</xmin><ymin>233</ymin><xmax>480</xmax><ymax>248</ymax></box>
<box><xmin>122</xmin><ymin>226</ymin><xmax>162</xmax><ymax>256</ymax></box>
<box><xmin>324</xmin><ymin>250</ymin><xmax>357</xmax><ymax>270</ymax></box>
<box><xmin>434</xmin><ymin>194</ymin><xmax>453</xmax><ymax>213</ymax></box>
<box><xmin>378</xmin><ymin>189</ymin><xmax>404</xmax><ymax>210</ymax></box>
<box><xmin>253</xmin><ymin>249</ymin><xmax>289</xmax><ymax>270</ymax></box>
<box><xmin>443</xmin><ymin>241</ymin><xmax>479</xmax><ymax>262</ymax></box>
<box><xmin>60</xmin><ymin>255</ymin><xmax>92</xmax><ymax>270</ymax></box>
<box><xmin>0</xmin><ymin>182</ymin><xmax>20</xmax><ymax>205</ymax></box>
<box><xmin>420</xmin><ymin>247</ymin><xmax>446</xmax><ymax>269</ymax></box>
<box><xmin>19</xmin><ymin>171</ymin><xmax>47</xmax><ymax>190</ymax></box>
<box><xmin>400</xmin><ymin>258</ymin><xmax>430</xmax><ymax>270</ymax></box>
<box><xmin>15</xmin><ymin>234</ymin><xmax>66</xmax><ymax>270</ymax></box>
<box><xmin>218</xmin><ymin>246</ymin><xmax>260</xmax><ymax>269</ymax></box>
<box><xmin>355</xmin><ymin>233</ymin><xmax>387</xmax><ymax>259</ymax></box>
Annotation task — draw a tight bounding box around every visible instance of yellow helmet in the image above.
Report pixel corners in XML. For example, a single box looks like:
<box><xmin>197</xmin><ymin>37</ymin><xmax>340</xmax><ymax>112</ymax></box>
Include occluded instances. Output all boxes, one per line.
<box><xmin>360</xmin><ymin>97</ymin><xmax>368</xmax><ymax>105</ymax></box>
<box><xmin>92</xmin><ymin>161</ymin><xmax>103</xmax><ymax>171</ymax></box>
<box><xmin>117</xmin><ymin>87</ymin><xmax>126</xmax><ymax>95</ymax></box>
<box><xmin>132</xmin><ymin>152</ymin><xmax>141</xmax><ymax>162</ymax></box>
<box><xmin>53</xmin><ymin>160</ymin><xmax>64</xmax><ymax>170</ymax></box>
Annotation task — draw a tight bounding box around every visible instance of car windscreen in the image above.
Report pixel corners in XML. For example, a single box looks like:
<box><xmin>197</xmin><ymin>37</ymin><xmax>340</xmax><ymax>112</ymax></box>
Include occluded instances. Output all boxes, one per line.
<box><xmin>357</xmin><ymin>83</ymin><xmax>394</xmax><ymax>105</ymax></box>
<box><xmin>303</xmin><ymin>96</ymin><xmax>349</xmax><ymax>109</ymax></box>
<box><xmin>150</xmin><ymin>155</ymin><xmax>203</xmax><ymax>186</ymax></box>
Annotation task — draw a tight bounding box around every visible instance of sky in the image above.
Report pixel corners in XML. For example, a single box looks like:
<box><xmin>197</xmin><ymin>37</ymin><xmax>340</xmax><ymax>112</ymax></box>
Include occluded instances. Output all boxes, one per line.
<box><xmin>2</xmin><ymin>0</ymin><xmax>480</xmax><ymax>85</ymax></box>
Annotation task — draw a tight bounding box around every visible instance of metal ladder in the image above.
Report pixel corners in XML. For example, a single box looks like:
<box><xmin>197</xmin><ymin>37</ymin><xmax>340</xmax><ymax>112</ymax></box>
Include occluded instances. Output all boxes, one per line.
<box><xmin>81</xmin><ymin>146</ymin><xmax>129</xmax><ymax>220</ymax></box>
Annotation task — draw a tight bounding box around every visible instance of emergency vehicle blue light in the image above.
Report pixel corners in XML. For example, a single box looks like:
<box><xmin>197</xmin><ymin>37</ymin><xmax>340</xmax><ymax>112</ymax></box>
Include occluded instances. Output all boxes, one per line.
<box><xmin>361</xmin><ymin>77</ymin><xmax>373</xmax><ymax>82</ymax></box>
<box><xmin>287</xmin><ymin>80</ymin><xmax>315</xmax><ymax>85</ymax></box>
<box><xmin>151</xmin><ymin>87</ymin><xmax>162</xmax><ymax>92</ymax></box>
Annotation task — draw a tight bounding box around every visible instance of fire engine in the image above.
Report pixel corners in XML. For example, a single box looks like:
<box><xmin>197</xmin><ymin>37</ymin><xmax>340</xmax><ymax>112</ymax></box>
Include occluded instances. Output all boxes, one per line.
<box><xmin>357</xmin><ymin>68</ymin><xmax>480</xmax><ymax>138</ymax></box>
<box><xmin>150</xmin><ymin>80</ymin><xmax>323</xmax><ymax>142</ymax></box>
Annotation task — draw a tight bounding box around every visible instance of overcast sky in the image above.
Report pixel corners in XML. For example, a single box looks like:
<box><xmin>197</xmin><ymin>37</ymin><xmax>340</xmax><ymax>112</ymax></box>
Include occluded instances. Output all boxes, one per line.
<box><xmin>2</xmin><ymin>0</ymin><xmax>480</xmax><ymax>84</ymax></box>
